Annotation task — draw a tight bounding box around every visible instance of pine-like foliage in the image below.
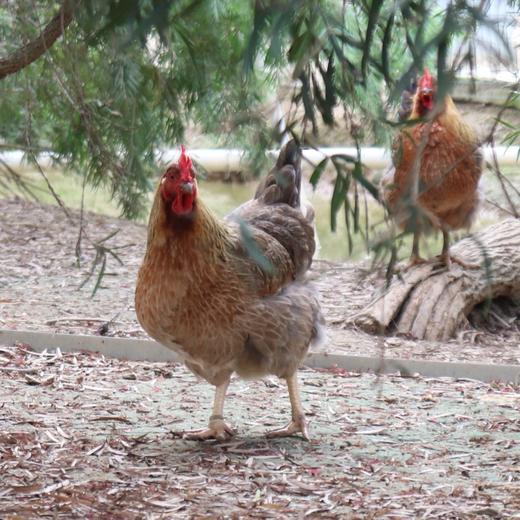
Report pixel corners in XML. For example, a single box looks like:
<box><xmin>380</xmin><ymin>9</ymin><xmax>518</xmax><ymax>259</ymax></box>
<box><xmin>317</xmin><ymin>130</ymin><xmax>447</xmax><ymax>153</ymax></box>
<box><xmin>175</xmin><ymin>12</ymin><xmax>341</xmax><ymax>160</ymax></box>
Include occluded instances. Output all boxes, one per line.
<box><xmin>0</xmin><ymin>0</ymin><xmax>516</xmax><ymax>228</ymax></box>
<box><xmin>0</xmin><ymin>0</ymin><xmax>267</xmax><ymax>218</ymax></box>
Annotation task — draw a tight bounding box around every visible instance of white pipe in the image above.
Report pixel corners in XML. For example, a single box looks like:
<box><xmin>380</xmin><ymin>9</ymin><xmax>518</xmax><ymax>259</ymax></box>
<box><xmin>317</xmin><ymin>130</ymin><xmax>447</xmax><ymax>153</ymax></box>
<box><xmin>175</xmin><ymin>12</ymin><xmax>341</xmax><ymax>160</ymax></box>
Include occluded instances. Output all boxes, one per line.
<box><xmin>0</xmin><ymin>150</ymin><xmax>54</xmax><ymax>168</ymax></box>
<box><xmin>485</xmin><ymin>145</ymin><xmax>520</xmax><ymax>167</ymax></box>
<box><xmin>161</xmin><ymin>145</ymin><xmax>520</xmax><ymax>172</ymax></box>
<box><xmin>161</xmin><ymin>148</ymin><xmax>247</xmax><ymax>171</ymax></box>
<box><xmin>1</xmin><ymin>146</ymin><xmax>519</xmax><ymax>173</ymax></box>
<box><xmin>160</xmin><ymin>147</ymin><xmax>392</xmax><ymax>171</ymax></box>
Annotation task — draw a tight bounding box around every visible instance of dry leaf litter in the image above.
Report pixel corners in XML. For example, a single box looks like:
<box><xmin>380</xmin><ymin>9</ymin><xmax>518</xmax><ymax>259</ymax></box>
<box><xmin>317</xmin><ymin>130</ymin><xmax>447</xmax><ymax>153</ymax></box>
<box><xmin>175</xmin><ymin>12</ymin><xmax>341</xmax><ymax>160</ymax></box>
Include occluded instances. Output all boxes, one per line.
<box><xmin>1</xmin><ymin>344</ymin><xmax>519</xmax><ymax>518</ymax></box>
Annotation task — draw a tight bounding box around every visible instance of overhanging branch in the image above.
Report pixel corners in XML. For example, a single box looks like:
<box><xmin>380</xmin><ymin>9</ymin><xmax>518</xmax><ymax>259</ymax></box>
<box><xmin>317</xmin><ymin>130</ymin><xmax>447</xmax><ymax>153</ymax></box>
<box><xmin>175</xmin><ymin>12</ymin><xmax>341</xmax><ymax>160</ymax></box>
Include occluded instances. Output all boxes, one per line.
<box><xmin>0</xmin><ymin>0</ymin><xmax>81</xmax><ymax>80</ymax></box>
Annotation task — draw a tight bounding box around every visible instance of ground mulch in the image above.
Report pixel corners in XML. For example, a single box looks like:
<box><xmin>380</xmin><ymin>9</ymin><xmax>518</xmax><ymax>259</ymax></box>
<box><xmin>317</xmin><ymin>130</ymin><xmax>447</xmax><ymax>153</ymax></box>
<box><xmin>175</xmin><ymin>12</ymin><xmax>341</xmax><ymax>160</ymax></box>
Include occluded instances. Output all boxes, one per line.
<box><xmin>2</xmin><ymin>197</ymin><xmax>520</xmax><ymax>518</ymax></box>
<box><xmin>1</xmin><ymin>343</ymin><xmax>519</xmax><ymax>519</ymax></box>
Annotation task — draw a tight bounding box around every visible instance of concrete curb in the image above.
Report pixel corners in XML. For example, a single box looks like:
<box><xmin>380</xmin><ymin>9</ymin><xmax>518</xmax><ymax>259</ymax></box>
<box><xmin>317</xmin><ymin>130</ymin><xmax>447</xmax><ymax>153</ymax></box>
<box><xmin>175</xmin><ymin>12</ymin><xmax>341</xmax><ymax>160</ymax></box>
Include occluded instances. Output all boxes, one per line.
<box><xmin>1</xmin><ymin>329</ymin><xmax>519</xmax><ymax>384</ymax></box>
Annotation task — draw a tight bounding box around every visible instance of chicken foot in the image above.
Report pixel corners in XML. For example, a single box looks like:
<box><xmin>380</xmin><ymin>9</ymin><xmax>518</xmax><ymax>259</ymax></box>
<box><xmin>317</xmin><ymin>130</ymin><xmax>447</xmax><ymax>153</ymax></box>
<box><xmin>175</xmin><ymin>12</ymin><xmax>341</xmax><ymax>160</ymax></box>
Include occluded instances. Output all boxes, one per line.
<box><xmin>437</xmin><ymin>230</ymin><xmax>480</xmax><ymax>270</ymax></box>
<box><xmin>266</xmin><ymin>373</ymin><xmax>309</xmax><ymax>441</ymax></box>
<box><xmin>183</xmin><ymin>379</ymin><xmax>235</xmax><ymax>441</ymax></box>
<box><xmin>407</xmin><ymin>229</ymin><xmax>480</xmax><ymax>270</ymax></box>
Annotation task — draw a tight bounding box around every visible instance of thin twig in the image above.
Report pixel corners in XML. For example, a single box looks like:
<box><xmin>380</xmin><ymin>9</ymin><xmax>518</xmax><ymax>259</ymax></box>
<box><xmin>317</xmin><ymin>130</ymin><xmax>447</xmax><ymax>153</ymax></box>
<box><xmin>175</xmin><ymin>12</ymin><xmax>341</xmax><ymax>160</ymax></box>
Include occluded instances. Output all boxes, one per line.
<box><xmin>75</xmin><ymin>171</ymin><xmax>88</xmax><ymax>266</ymax></box>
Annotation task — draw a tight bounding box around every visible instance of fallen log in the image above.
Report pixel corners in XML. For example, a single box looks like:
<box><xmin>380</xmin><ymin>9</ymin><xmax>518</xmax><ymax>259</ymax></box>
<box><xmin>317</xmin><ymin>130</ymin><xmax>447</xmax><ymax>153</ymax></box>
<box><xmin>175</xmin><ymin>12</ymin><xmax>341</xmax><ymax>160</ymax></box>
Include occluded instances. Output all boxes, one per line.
<box><xmin>353</xmin><ymin>219</ymin><xmax>520</xmax><ymax>341</ymax></box>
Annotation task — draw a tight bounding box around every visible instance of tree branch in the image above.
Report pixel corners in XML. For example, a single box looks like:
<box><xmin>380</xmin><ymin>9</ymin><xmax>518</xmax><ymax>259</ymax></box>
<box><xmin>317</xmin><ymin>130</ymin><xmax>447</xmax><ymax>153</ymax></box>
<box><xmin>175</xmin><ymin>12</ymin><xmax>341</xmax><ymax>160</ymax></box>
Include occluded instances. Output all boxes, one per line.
<box><xmin>0</xmin><ymin>0</ymin><xmax>81</xmax><ymax>80</ymax></box>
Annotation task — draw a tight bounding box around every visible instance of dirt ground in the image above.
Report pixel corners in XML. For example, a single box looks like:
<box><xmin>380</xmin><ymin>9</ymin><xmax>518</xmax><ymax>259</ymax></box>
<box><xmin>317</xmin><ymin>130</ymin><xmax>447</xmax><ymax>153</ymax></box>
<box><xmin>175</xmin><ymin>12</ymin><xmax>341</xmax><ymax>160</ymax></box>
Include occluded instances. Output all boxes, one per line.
<box><xmin>1</xmin><ymin>343</ymin><xmax>519</xmax><ymax>519</ymax></box>
<box><xmin>1</xmin><ymin>198</ymin><xmax>520</xmax><ymax>518</ymax></box>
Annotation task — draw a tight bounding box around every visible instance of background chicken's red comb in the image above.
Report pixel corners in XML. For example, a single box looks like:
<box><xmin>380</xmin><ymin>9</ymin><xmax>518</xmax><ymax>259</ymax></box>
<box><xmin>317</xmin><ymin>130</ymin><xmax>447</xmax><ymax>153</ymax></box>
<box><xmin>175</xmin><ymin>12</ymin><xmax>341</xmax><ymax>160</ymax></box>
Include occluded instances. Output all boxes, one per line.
<box><xmin>418</xmin><ymin>68</ymin><xmax>433</xmax><ymax>90</ymax></box>
<box><xmin>178</xmin><ymin>144</ymin><xmax>193</xmax><ymax>173</ymax></box>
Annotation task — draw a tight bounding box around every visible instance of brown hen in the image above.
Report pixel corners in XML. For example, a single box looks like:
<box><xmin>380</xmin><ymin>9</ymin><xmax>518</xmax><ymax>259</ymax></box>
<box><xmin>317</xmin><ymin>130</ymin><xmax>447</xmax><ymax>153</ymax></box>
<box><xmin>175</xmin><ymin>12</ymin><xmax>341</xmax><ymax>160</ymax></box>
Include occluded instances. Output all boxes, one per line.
<box><xmin>381</xmin><ymin>68</ymin><xmax>483</xmax><ymax>268</ymax></box>
<box><xmin>135</xmin><ymin>141</ymin><xmax>323</xmax><ymax>440</ymax></box>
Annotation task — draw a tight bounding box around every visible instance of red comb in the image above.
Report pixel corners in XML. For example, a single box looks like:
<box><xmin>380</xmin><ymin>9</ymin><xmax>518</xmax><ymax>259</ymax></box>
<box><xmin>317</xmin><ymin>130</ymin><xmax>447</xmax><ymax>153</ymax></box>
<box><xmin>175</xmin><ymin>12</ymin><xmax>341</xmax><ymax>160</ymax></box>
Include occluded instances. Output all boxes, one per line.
<box><xmin>178</xmin><ymin>144</ymin><xmax>193</xmax><ymax>174</ymax></box>
<box><xmin>418</xmin><ymin>68</ymin><xmax>433</xmax><ymax>90</ymax></box>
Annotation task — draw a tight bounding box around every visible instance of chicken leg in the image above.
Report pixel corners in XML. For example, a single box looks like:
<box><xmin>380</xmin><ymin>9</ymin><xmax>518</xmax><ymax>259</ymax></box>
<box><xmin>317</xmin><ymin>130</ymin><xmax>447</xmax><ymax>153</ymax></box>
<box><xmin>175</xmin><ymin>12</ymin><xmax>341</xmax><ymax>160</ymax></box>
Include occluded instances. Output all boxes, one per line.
<box><xmin>266</xmin><ymin>373</ymin><xmax>309</xmax><ymax>440</ymax></box>
<box><xmin>409</xmin><ymin>226</ymin><xmax>427</xmax><ymax>266</ymax></box>
<box><xmin>183</xmin><ymin>378</ymin><xmax>235</xmax><ymax>441</ymax></box>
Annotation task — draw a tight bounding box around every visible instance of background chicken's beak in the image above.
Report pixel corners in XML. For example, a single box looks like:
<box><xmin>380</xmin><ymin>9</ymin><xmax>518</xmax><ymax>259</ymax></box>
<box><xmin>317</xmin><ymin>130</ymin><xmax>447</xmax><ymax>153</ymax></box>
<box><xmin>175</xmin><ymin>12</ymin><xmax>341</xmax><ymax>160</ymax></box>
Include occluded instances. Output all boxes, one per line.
<box><xmin>180</xmin><ymin>182</ymin><xmax>194</xmax><ymax>194</ymax></box>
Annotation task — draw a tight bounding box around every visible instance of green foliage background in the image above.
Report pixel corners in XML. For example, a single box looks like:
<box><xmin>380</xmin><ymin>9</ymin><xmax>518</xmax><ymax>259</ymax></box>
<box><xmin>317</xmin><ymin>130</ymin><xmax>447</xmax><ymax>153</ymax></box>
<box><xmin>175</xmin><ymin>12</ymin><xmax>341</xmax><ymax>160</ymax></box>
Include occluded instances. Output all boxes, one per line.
<box><xmin>0</xmin><ymin>0</ymin><xmax>516</xmax><ymax>221</ymax></box>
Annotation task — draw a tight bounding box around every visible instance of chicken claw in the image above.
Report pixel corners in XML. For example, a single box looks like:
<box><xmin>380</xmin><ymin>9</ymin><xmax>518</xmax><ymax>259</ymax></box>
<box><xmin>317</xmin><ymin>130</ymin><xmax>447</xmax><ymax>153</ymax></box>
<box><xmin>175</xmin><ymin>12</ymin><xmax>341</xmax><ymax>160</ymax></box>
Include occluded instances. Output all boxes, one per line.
<box><xmin>408</xmin><ymin>254</ymin><xmax>428</xmax><ymax>267</ymax></box>
<box><xmin>437</xmin><ymin>231</ymin><xmax>480</xmax><ymax>269</ymax></box>
<box><xmin>183</xmin><ymin>415</ymin><xmax>235</xmax><ymax>441</ymax></box>
<box><xmin>266</xmin><ymin>414</ymin><xmax>309</xmax><ymax>441</ymax></box>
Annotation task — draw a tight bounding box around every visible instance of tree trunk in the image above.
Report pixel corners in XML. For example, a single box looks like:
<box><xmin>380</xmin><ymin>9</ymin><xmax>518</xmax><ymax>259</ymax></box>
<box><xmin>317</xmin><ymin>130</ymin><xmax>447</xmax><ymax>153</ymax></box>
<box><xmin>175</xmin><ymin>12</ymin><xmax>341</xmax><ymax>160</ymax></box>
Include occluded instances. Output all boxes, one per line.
<box><xmin>353</xmin><ymin>219</ymin><xmax>520</xmax><ymax>341</ymax></box>
<box><xmin>0</xmin><ymin>0</ymin><xmax>81</xmax><ymax>81</ymax></box>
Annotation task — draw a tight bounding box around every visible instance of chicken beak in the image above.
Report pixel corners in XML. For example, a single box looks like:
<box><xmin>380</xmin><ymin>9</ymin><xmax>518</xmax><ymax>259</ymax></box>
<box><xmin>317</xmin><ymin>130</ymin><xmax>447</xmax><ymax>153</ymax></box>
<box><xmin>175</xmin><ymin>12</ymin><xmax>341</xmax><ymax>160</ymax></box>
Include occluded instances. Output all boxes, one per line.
<box><xmin>180</xmin><ymin>181</ymin><xmax>194</xmax><ymax>194</ymax></box>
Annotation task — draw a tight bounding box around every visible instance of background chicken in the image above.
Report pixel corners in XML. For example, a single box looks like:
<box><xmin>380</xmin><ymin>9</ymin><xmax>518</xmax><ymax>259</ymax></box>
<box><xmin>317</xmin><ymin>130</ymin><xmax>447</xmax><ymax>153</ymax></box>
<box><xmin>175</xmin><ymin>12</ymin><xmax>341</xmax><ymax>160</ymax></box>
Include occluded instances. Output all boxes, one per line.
<box><xmin>381</xmin><ymin>68</ymin><xmax>483</xmax><ymax>267</ymax></box>
<box><xmin>135</xmin><ymin>140</ymin><xmax>323</xmax><ymax>440</ymax></box>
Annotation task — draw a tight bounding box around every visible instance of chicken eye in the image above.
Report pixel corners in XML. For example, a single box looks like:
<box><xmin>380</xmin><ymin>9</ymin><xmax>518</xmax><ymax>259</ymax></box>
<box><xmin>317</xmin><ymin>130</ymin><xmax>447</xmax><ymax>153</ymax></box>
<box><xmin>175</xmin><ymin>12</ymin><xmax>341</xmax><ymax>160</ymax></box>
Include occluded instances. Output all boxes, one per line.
<box><xmin>163</xmin><ymin>167</ymin><xmax>181</xmax><ymax>183</ymax></box>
